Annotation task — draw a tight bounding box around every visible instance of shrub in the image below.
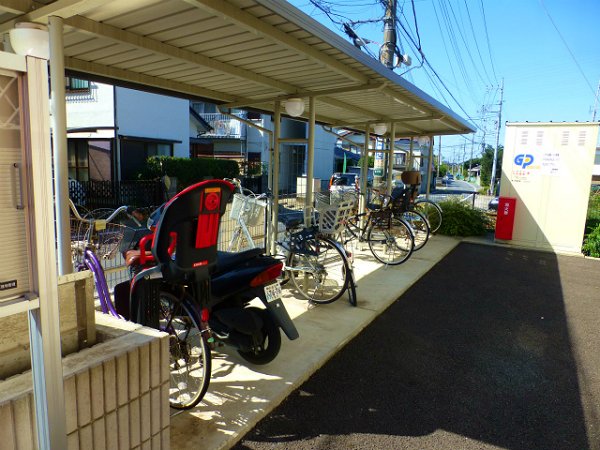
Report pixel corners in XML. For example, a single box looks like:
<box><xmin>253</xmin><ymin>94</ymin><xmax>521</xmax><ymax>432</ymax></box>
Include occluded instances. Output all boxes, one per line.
<box><xmin>582</xmin><ymin>223</ymin><xmax>600</xmax><ymax>258</ymax></box>
<box><xmin>141</xmin><ymin>156</ymin><xmax>239</xmax><ymax>189</ymax></box>
<box><xmin>585</xmin><ymin>191</ymin><xmax>600</xmax><ymax>234</ymax></box>
<box><xmin>437</xmin><ymin>199</ymin><xmax>492</xmax><ymax>237</ymax></box>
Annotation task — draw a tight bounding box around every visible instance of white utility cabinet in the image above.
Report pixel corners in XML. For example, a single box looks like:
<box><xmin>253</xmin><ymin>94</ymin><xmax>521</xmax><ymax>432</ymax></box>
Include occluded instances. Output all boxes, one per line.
<box><xmin>499</xmin><ymin>122</ymin><xmax>599</xmax><ymax>254</ymax></box>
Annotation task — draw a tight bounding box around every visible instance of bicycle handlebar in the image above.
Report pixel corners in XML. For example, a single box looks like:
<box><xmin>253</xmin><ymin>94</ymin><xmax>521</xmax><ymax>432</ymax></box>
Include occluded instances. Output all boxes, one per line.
<box><xmin>68</xmin><ymin>199</ymin><xmax>134</xmax><ymax>225</ymax></box>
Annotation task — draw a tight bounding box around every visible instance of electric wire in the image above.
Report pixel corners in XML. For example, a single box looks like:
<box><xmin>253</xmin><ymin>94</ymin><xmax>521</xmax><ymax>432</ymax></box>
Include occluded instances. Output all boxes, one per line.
<box><xmin>478</xmin><ymin>0</ymin><xmax>498</xmax><ymax>82</ymax></box>
<box><xmin>539</xmin><ymin>0</ymin><xmax>596</xmax><ymax>96</ymax></box>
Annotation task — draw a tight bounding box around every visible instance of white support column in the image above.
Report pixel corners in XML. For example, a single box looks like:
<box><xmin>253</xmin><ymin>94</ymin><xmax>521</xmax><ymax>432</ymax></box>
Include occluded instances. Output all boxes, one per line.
<box><xmin>359</xmin><ymin>124</ymin><xmax>370</xmax><ymax>217</ymax></box>
<box><xmin>304</xmin><ymin>97</ymin><xmax>315</xmax><ymax>225</ymax></box>
<box><xmin>271</xmin><ymin>101</ymin><xmax>281</xmax><ymax>254</ymax></box>
<box><xmin>26</xmin><ymin>55</ymin><xmax>68</xmax><ymax>450</ymax></box>
<box><xmin>426</xmin><ymin>136</ymin><xmax>434</xmax><ymax>198</ymax></box>
<box><xmin>49</xmin><ymin>16</ymin><xmax>71</xmax><ymax>275</ymax></box>
<box><xmin>386</xmin><ymin>121</ymin><xmax>396</xmax><ymax>195</ymax></box>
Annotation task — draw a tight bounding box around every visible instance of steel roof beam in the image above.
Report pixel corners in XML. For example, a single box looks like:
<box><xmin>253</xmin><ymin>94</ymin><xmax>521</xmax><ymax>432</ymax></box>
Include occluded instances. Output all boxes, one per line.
<box><xmin>0</xmin><ymin>0</ymin><xmax>106</xmax><ymax>32</ymax></box>
<box><xmin>0</xmin><ymin>0</ymin><xmax>33</xmax><ymax>15</ymax></box>
<box><xmin>222</xmin><ymin>82</ymin><xmax>387</xmax><ymax>108</ymax></box>
<box><xmin>65</xmin><ymin>56</ymin><xmax>241</xmax><ymax>102</ymax></box>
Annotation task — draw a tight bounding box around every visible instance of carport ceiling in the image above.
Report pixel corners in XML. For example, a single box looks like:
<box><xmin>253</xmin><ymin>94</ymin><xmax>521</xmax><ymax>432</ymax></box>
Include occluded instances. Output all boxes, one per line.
<box><xmin>0</xmin><ymin>0</ymin><xmax>474</xmax><ymax>137</ymax></box>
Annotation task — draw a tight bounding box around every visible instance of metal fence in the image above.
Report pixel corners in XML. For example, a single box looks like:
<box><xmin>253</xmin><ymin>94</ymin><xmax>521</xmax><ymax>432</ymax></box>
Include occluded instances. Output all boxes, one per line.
<box><xmin>70</xmin><ymin>179</ymin><xmax>167</xmax><ymax>210</ymax></box>
<box><xmin>424</xmin><ymin>191</ymin><xmax>495</xmax><ymax>211</ymax></box>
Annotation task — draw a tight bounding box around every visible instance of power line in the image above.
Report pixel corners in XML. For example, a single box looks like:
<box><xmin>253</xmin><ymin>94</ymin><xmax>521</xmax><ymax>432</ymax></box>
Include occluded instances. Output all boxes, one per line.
<box><xmin>539</xmin><ymin>0</ymin><xmax>596</xmax><ymax>96</ymax></box>
<box><xmin>478</xmin><ymin>0</ymin><xmax>498</xmax><ymax>82</ymax></box>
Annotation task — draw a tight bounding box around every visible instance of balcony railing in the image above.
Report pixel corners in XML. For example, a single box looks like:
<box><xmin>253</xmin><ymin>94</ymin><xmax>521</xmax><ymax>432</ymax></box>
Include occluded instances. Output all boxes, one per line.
<box><xmin>200</xmin><ymin>113</ymin><xmax>248</xmax><ymax>139</ymax></box>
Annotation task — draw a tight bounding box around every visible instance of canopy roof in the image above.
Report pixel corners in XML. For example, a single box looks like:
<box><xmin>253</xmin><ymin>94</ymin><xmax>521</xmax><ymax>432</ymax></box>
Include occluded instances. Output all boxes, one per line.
<box><xmin>0</xmin><ymin>0</ymin><xmax>474</xmax><ymax>137</ymax></box>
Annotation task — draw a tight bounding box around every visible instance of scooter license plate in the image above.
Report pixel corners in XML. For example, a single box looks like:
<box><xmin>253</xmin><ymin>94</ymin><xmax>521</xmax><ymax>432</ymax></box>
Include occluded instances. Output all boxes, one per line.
<box><xmin>264</xmin><ymin>281</ymin><xmax>282</xmax><ymax>303</ymax></box>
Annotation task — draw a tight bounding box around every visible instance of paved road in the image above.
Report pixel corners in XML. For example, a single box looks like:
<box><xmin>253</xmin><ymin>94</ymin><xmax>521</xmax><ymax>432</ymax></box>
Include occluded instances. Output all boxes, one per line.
<box><xmin>234</xmin><ymin>242</ymin><xmax>600</xmax><ymax>450</ymax></box>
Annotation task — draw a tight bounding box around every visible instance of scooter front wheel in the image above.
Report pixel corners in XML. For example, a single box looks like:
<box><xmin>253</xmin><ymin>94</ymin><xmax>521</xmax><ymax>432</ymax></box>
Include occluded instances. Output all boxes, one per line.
<box><xmin>237</xmin><ymin>307</ymin><xmax>282</xmax><ymax>365</ymax></box>
<box><xmin>159</xmin><ymin>290</ymin><xmax>211</xmax><ymax>410</ymax></box>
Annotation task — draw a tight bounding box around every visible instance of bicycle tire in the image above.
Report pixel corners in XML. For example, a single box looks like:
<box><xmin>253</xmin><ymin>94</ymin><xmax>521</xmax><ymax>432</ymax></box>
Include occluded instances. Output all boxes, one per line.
<box><xmin>159</xmin><ymin>290</ymin><xmax>211</xmax><ymax>410</ymax></box>
<box><xmin>413</xmin><ymin>199</ymin><xmax>442</xmax><ymax>234</ymax></box>
<box><xmin>401</xmin><ymin>210</ymin><xmax>430</xmax><ymax>251</ymax></box>
<box><xmin>367</xmin><ymin>216</ymin><xmax>414</xmax><ymax>265</ymax></box>
<box><xmin>288</xmin><ymin>237</ymin><xmax>349</xmax><ymax>304</ymax></box>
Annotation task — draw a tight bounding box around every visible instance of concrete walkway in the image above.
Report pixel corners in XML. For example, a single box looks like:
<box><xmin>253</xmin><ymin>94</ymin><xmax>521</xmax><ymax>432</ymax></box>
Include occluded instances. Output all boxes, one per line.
<box><xmin>170</xmin><ymin>234</ymin><xmax>462</xmax><ymax>449</ymax></box>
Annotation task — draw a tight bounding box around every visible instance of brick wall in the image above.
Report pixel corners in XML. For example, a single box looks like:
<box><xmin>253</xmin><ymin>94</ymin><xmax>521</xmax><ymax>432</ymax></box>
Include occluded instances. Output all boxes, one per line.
<box><xmin>0</xmin><ymin>315</ymin><xmax>170</xmax><ymax>450</ymax></box>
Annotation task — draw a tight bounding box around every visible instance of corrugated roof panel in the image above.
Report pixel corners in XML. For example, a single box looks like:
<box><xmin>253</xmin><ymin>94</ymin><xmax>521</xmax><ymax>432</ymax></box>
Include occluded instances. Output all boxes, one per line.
<box><xmin>134</xmin><ymin>14</ymin><xmax>223</xmax><ymax>41</ymax></box>
<box><xmin>85</xmin><ymin>0</ymin><xmax>176</xmax><ymax>23</ymax></box>
<box><xmin>177</xmin><ymin>31</ymin><xmax>255</xmax><ymax>52</ymax></box>
<box><xmin>94</xmin><ymin>48</ymin><xmax>154</xmax><ymax>66</ymax></box>
<box><xmin>0</xmin><ymin>0</ymin><xmax>473</xmax><ymax>136</ymax></box>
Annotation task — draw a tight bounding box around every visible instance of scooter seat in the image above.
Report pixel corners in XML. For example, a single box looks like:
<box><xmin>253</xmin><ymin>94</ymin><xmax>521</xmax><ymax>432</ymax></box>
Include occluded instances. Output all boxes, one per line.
<box><xmin>278</xmin><ymin>206</ymin><xmax>305</xmax><ymax>229</ymax></box>
<box><xmin>215</xmin><ymin>248</ymin><xmax>265</xmax><ymax>274</ymax></box>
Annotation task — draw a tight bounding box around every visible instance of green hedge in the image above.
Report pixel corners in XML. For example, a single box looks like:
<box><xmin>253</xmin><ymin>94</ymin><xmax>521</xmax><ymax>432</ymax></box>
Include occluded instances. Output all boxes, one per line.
<box><xmin>141</xmin><ymin>156</ymin><xmax>239</xmax><ymax>188</ymax></box>
<box><xmin>437</xmin><ymin>199</ymin><xmax>493</xmax><ymax>237</ymax></box>
<box><xmin>583</xmin><ymin>191</ymin><xmax>600</xmax><ymax>257</ymax></box>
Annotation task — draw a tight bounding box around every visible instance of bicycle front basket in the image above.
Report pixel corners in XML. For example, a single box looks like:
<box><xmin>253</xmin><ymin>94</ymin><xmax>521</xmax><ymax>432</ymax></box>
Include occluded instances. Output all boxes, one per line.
<box><xmin>230</xmin><ymin>193</ymin><xmax>266</xmax><ymax>226</ymax></box>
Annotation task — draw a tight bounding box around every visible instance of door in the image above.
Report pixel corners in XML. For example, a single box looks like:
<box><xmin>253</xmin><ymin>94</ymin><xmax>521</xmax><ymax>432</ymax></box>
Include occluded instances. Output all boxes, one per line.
<box><xmin>0</xmin><ymin>71</ymin><xmax>31</xmax><ymax>300</ymax></box>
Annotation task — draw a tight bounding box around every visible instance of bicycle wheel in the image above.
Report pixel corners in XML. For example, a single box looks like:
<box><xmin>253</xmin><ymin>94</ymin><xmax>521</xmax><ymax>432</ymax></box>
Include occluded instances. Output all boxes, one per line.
<box><xmin>414</xmin><ymin>199</ymin><xmax>442</xmax><ymax>234</ymax></box>
<box><xmin>401</xmin><ymin>210</ymin><xmax>430</xmax><ymax>251</ymax></box>
<box><xmin>289</xmin><ymin>237</ymin><xmax>349</xmax><ymax>304</ymax></box>
<box><xmin>367</xmin><ymin>216</ymin><xmax>414</xmax><ymax>265</ymax></box>
<box><xmin>159</xmin><ymin>290</ymin><xmax>211</xmax><ymax>410</ymax></box>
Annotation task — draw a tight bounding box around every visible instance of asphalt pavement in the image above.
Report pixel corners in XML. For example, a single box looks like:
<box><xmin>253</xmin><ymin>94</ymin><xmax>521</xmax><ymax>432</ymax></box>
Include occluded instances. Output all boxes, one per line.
<box><xmin>234</xmin><ymin>242</ymin><xmax>600</xmax><ymax>450</ymax></box>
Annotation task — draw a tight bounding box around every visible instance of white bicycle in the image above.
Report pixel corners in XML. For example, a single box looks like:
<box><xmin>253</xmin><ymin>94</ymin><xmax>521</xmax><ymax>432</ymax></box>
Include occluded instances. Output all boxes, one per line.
<box><xmin>226</xmin><ymin>178</ymin><xmax>268</xmax><ymax>252</ymax></box>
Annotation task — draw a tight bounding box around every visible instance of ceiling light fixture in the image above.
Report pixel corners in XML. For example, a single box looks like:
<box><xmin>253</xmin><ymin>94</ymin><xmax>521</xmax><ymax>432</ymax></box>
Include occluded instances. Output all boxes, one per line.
<box><xmin>373</xmin><ymin>123</ymin><xmax>387</xmax><ymax>135</ymax></box>
<box><xmin>284</xmin><ymin>98</ymin><xmax>305</xmax><ymax>117</ymax></box>
<box><xmin>9</xmin><ymin>22</ymin><xmax>49</xmax><ymax>60</ymax></box>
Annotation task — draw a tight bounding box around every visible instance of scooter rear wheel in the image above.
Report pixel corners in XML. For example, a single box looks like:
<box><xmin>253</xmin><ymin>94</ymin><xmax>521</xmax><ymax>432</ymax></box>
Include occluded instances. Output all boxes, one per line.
<box><xmin>237</xmin><ymin>307</ymin><xmax>282</xmax><ymax>365</ymax></box>
<box><xmin>159</xmin><ymin>290</ymin><xmax>211</xmax><ymax>410</ymax></box>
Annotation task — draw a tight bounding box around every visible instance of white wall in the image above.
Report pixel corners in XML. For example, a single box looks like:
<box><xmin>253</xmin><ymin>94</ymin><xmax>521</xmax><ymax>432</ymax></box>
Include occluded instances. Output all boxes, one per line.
<box><xmin>66</xmin><ymin>82</ymin><xmax>114</xmax><ymax>129</ymax></box>
<box><xmin>115</xmin><ymin>87</ymin><xmax>189</xmax><ymax>157</ymax></box>
<box><xmin>313</xmin><ymin>126</ymin><xmax>336</xmax><ymax>182</ymax></box>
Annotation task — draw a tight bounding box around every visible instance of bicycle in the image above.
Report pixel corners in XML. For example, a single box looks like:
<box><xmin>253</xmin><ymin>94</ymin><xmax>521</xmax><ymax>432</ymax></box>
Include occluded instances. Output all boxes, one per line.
<box><xmin>221</xmin><ymin>180</ymin><xmax>357</xmax><ymax>306</ymax></box>
<box><xmin>69</xmin><ymin>199</ymin><xmax>211</xmax><ymax>410</ymax></box>
<box><xmin>341</xmin><ymin>189</ymin><xmax>415</xmax><ymax>265</ymax></box>
<box><xmin>413</xmin><ymin>197</ymin><xmax>443</xmax><ymax>234</ymax></box>
<box><xmin>277</xmin><ymin>217</ymin><xmax>357</xmax><ymax>306</ymax></box>
<box><xmin>226</xmin><ymin>178</ymin><xmax>267</xmax><ymax>252</ymax></box>
<box><xmin>388</xmin><ymin>188</ymin><xmax>431</xmax><ymax>252</ymax></box>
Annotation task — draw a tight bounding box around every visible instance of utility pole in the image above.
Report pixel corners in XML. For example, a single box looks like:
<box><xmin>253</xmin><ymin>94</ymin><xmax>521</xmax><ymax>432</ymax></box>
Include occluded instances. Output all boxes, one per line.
<box><xmin>438</xmin><ymin>136</ymin><xmax>442</xmax><ymax>173</ymax></box>
<box><xmin>462</xmin><ymin>141</ymin><xmax>466</xmax><ymax>178</ymax></box>
<box><xmin>380</xmin><ymin>0</ymin><xmax>397</xmax><ymax>69</ymax></box>
<box><xmin>489</xmin><ymin>78</ymin><xmax>504</xmax><ymax>196</ymax></box>
<box><xmin>468</xmin><ymin>137</ymin><xmax>475</xmax><ymax>183</ymax></box>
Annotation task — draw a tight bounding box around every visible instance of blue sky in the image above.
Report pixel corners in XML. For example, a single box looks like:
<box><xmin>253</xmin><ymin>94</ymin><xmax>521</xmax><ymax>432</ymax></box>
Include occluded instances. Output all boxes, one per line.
<box><xmin>288</xmin><ymin>0</ymin><xmax>600</xmax><ymax>162</ymax></box>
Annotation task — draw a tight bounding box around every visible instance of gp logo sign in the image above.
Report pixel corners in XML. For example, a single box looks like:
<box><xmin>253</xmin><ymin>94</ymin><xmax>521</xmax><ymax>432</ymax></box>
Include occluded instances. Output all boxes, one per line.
<box><xmin>514</xmin><ymin>153</ymin><xmax>534</xmax><ymax>169</ymax></box>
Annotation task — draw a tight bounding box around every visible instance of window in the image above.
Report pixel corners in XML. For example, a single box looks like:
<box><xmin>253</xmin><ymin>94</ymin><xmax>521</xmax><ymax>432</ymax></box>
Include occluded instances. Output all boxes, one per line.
<box><xmin>120</xmin><ymin>139</ymin><xmax>173</xmax><ymax>180</ymax></box>
<box><xmin>65</xmin><ymin>77</ymin><xmax>90</xmax><ymax>93</ymax></box>
<box><xmin>67</xmin><ymin>139</ymin><xmax>113</xmax><ymax>181</ymax></box>
<box><xmin>67</xmin><ymin>140</ymin><xmax>90</xmax><ymax>181</ymax></box>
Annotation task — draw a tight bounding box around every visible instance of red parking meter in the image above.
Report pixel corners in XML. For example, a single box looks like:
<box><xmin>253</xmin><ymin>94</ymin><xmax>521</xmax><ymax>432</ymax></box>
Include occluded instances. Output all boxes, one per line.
<box><xmin>495</xmin><ymin>197</ymin><xmax>517</xmax><ymax>240</ymax></box>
